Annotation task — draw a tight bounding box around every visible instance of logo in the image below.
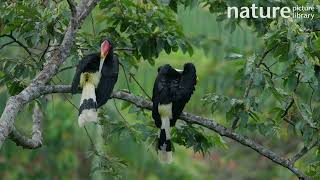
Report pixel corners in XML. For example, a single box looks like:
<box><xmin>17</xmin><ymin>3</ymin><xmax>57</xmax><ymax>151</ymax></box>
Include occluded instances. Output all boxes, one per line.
<box><xmin>227</xmin><ymin>4</ymin><xmax>316</xmax><ymax>19</ymax></box>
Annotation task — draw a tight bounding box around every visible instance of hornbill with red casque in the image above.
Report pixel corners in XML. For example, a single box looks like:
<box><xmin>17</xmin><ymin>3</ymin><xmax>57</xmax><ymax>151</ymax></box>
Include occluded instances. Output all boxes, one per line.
<box><xmin>152</xmin><ymin>63</ymin><xmax>197</xmax><ymax>163</ymax></box>
<box><xmin>71</xmin><ymin>39</ymin><xmax>119</xmax><ymax>127</ymax></box>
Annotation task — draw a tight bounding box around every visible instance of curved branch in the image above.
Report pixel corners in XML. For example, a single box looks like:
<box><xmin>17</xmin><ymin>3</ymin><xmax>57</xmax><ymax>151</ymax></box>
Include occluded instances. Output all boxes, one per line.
<box><xmin>26</xmin><ymin>84</ymin><xmax>310</xmax><ymax>180</ymax></box>
<box><xmin>9</xmin><ymin>104</ymin><xmax>42</xmax><ymax>149</ymax></box>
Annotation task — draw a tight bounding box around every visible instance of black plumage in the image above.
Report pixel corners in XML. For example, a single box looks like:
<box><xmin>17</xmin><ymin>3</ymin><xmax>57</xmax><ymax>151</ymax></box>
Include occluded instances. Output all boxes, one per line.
<box><xmin>71</xmin><ymin>40</ymin><xmax>119</xmax><ymax>127</ymax></box>
<box><xmin>152</xmin><ymin>63</ymin><xmax>197</xmax><ymax>163</ymax></box>
<box><xmin>71</xmin><ymin>52</ymin><xmax>119</xmax><ymax>106</ymax></box>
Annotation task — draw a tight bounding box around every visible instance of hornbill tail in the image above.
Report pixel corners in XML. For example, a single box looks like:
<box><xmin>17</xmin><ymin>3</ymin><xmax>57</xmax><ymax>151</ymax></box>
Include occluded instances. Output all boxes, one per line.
<box><xmin>78</xmin><ymin>82</ymin><xmax>98</xmax><ymax>127</ymax></box>
<box><xmin>157</xmin><ymin>104</ymin><xmax>173</xmax><ymax>163</ymax></box>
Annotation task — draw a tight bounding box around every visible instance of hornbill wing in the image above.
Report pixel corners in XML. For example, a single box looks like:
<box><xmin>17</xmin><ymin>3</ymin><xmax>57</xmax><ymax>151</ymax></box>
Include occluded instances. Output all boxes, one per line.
<box><xmin>176</xmin><ymin>63</ymin><xmax>197</xmax><ymax>102</ymax></box>
<box><xmin>96</xmin><ymin>56</ymin><xmax>119</xmax><ymax>108</ymax></box>
<box><xmin>152</xmin><ymin>76</ymin><xmax>162</xmax><ymax>128</ymax></box>
<box><xmin>152</xmin><ymin>65</ymin><xmax>172</xmax><ymax>128</ymax></box>
<box><xmin>71</xmin><ymin>53</ymin><xmax>100</xmax><ymax>94</ymax></box>
<box><xmin>171</xmin><ymin>63</ymin><xmax>197</xmax><ymax>124</ymax></box>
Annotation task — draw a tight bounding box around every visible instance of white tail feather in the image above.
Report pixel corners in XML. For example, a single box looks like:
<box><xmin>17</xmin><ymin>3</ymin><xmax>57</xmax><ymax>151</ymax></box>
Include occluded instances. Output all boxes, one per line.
<box><xmin>158</xmin><ymin>103</ymin><xmax>173</xmax><ymax>163</ymax></box>
<box><xmin>80</xmin><ymin>83</ymin><xmax>96</xmax><ymax>104</ymax></box>
<box><xmin>161</xmin><ymin>117</ymin><xmax>170</xmax><ymax>140</ymax></box>
<box><xmin>158</xmin><ymin>117</ymin><xmax>172</xmax><ymax>163</ymax></box>
<box><xmin>78</xmin><ymin>83</ymin><xmax>97</xmax><ymax>127</ymax></box>
<box><xmin>159</xmin><ymin>150</ymin><xmax>172</xmax><ymax>163</ymax></box>
<box><xmin>78</xmin><ymin>110</ymin><xmax>97</xmax><ymax>127</ymax></box>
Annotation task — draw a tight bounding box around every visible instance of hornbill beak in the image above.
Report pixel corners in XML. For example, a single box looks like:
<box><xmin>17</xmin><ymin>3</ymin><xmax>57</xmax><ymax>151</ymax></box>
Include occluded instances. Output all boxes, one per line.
<box><xmin>99</xmin><ymin>40</ymin><xmax>111</xmax><ymax>73</ymax></box>
<box><xmin>99</xmin><ymin>54</ymin><xmax>105</xmax><ymax>73</ymax></box>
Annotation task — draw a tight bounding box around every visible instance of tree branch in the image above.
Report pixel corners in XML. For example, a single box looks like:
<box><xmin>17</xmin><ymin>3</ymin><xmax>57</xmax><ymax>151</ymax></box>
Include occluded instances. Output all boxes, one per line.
<box><xmin>22</xmin><ymin>84</ymin><xmax>310</xmax><ymax>180</ymax></box>
<box><xmin>114</xmin><ymin>47</ymin><xmax>136</xmax><ymax>51</ymax></box>
<box><xmin>58</xmin><ymin>65</ymin><xmax>77</xmax><ymax>73</ymax></box>
<box><xmin>39</xmin><ymin>39</ymin><xmax>51</xmax><ymax>63</ymax></box>
<box><xmin>67</xmin><ymin>0</ymin><xmax>77</xmax><ymax>18</ymax></box>
<box><xmin>0</xmin><ymin>41</ymin><xmax>15</xmax><ymax>50</ymax></box>
<box><xmin>289</xmin><ymin>140</ymin><xmax>319</xmax><ymax>165</ymax></box>
<box><xmin>0</xmin><ymin>34</ymin><xmax>33</xmax><ymax>55</ymax></box>
<box><xmin>8</xmin><ymin>104</ymin><xmax>43</xmax><ymax>149</ymax></box>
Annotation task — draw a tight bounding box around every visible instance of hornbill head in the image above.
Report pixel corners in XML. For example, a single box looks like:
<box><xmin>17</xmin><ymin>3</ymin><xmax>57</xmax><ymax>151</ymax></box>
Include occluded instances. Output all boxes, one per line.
<box><xmin>99</xmin><ymin>39</ymin><xmax>112</xmax><ymax>73</ymax></box>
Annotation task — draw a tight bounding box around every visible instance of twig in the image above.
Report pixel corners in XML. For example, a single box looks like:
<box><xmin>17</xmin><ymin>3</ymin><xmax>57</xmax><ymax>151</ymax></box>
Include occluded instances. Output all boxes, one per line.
<box><xmin>59</xmin><ymin>65</ymin><xmax>77</xmax><ymax>73</ymax></box>
<box><xmin>114</xmin><ymin>47</ymin><xmax>136</xmax><ymax>51</ymax></box>
<box><xmin>269</xmin><ymin>60</ymin><xmax>278</xmax><ymax>68</ymax></box>
<box><xmin>0</xmin><ymin>41</ymin><xmax>15</xmax><ymax>50</ymax></box>
<box><xmin>281</xmin><ymin>73</ymin><xmax>300</xmax><ymax>119</ymax></box>
<box><xmin>90</xmin><ymin>13</ymin><xmax>96</xmax><ymax>37</ymax></box>
<box><xmin>118</xmin><ymin>62</ymin><xmax>131</xmax><ymax>93</ymax></box>
<box><xmin>281</xmin><ymin>99</ymin><xmax>295</xmax><ymax>118</ymax></box>
<box><xmin>84</xmin><ymin>126</ymin><xmax>95</xmax><ymax>148</ymax></box>
<box><xmin>260</xmin><ymin>62</ymin><xmax>279</xmax><ymax>79</ymax></box>
<box><xmin>66</xmin><ymin>0</ymin><xmax>77</xmax><ymax>18</ymax></box>
<box><xmin>113</xmin><ymin>99</ymin><xmax>128</xmax><ymax>123</ymax></box>
<box><xmin>305</xmin><ymin>29</ymin><xmax>320</xmax><ymax>33</ymax></box>
<box><xmin>39</xmin><ymin>39</ymin><xmax>51</xmax><ymax>63</ymax></box>
<box><xmin>129</xmin><ymin>73</ymin><xmax>152</xmax><ymax>100</ymax></box>
<box><xmin>308</xmin><ymin>82</ymin><xmax>315</xmax><ymax>111</ymax></box>
<box><xmin>0</xmin><ymin>34</ymin><xmax>33</xmax><ymax>55</ymax></box>
<box><xmin>52</xmin><ymin>78</ymin><xmax>79</xmax><ymax>109</ymax></box>
<box><xmin>289</xmin><ymin>140</ymin><xmax>319</xmax><ymax>164</ymax></box>
<box><xmin>283</xmin><ymin>117</ymin><xmax>295</xmax><ymax>127</ymax></box>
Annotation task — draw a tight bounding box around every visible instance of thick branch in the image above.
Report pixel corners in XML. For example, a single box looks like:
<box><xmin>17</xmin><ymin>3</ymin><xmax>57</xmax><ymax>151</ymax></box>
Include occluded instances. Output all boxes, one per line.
<box><xmin>29</xmin><ymin>85</ymin><xmax>309</xmax><ymax>180</ymax></box>
<box><xmin>9</xmin><ymin>104</ymin><xmax>43</xmax><ymax>149</ymax></box>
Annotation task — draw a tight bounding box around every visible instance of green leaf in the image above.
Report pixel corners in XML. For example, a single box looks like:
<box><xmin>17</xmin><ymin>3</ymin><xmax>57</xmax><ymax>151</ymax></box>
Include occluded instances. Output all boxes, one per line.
<box><xmin>6</xmin><ymin>80</ymin><xmax>25</xmax><ymax>96</ymax></box>
<box><xmin>294</xmin><ymin>95</ymin><xmax>316</xmax><ymax>128</ymax></box>
<box><xmin>121</xmin><ymin>101</ymin><xmax>131</xmax><ymax>110</ymax></box>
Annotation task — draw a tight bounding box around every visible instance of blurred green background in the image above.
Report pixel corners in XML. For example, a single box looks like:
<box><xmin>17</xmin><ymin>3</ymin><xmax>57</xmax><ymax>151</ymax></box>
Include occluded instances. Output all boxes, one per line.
<box><xmin>0</xmin><ymin>4</ymin><xmax>305</xmax><ymax>180</ymax></box>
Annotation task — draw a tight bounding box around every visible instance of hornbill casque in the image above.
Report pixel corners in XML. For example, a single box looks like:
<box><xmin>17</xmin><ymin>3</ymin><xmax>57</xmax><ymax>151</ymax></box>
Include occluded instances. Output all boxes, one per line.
<box><xmin>152</xmin><ymin>63</ymin><xmax>197</xmax><ymax>163</ymax></box>
<box><xmin>71</xmin><ymin>39</ymin><xmax>119</xmax><ymax>127</ymax></box>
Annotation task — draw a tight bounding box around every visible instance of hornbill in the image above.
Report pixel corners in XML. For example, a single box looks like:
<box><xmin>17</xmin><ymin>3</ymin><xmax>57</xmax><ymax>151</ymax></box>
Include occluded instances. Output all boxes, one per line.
<box><xmin>152</xmin><ymin>63</ymin><xmax>197</xmax><ymax>163</ymax></box>
<box><xmin>71</xmin><ymin>39</ymin><xmax>119</xmax><ymax>127</ymax></box>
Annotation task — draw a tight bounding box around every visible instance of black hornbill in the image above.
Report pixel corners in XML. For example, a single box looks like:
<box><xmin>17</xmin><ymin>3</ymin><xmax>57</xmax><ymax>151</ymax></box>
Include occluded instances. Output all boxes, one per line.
<box><xmin>71</xmin><ymin>39</ymin><xmax>119</xmax><ymax>127</ymax></box>
<box><xmin>152</xmin><ymin>63</ymin><xmax>197</xmax><ymax>163</ymax></box>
